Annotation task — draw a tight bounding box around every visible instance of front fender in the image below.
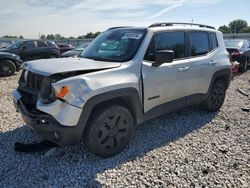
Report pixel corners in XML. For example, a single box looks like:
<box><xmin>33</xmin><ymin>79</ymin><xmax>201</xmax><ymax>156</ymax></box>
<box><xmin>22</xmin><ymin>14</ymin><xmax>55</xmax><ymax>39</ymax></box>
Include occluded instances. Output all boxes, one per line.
<box><xmin>52</xmin><ymin>69</ymin><xmax>140</xmax><ymax>108</ymax></box>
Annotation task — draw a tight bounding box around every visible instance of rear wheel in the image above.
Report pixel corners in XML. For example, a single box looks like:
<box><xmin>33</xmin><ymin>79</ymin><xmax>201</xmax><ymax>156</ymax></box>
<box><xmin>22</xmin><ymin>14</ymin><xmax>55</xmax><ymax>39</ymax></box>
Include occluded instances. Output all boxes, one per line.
<box><xmin>84</xmin><ymin>104</ymin><xmax>135</xmax><ymax>158</ymax></box>
<box><xmin>203</xmin><ymin>80</ymin><xmax>226</xmax><ymax>112</ymax></box>
<box><xmin>0</xmin><ymin>60</ymin><xmax>16</xmax><ymax>76</ymax></box>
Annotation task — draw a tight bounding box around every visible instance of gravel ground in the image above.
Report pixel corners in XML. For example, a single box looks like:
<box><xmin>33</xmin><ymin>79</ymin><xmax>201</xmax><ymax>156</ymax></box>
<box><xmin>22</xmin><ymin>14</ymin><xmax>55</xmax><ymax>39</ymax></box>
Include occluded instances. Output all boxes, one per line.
<box><xmin>0</xmin><ymin>71</ymin><xmax>249</xmax><ymax>187</ymax></box>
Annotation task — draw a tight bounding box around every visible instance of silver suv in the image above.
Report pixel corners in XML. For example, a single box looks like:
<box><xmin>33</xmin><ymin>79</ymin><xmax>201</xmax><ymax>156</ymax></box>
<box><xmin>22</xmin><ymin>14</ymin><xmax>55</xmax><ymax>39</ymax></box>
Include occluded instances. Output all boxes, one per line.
<box><xmin>13</xmin><ymin>23</ymin><xmax>232</xmax><ymax>157</ymax></box>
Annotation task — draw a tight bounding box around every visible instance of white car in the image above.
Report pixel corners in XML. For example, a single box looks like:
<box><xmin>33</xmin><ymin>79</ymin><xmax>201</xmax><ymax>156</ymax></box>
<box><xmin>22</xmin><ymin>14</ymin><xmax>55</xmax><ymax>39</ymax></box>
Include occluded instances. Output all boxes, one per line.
<box><xmin>13</xmin><ymin>22</ymin><xmax>231</xmax><ymax>157</ymax></box>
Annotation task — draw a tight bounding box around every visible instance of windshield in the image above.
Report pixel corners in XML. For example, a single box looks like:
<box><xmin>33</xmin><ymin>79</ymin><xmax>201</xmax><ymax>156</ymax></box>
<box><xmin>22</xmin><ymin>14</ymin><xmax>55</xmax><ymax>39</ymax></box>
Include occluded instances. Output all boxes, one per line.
<box><xmin>225</xmin><ymin>40</ymin><xmax>243</xmax><ymax>48</ymax></box>
<box><xmin>7</xmin><ymin>41</ymin><xmax>24</xmax><ymax>49</ymax></box>
<box><xmin>80</xmin><ymin>28</ymin><xmax>146</xmax><ymax>62</ymax></box>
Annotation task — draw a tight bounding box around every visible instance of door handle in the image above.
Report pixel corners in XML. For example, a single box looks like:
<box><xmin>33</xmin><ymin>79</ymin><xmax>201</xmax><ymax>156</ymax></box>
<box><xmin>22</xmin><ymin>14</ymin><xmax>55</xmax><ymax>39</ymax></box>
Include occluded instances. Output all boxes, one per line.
<box><xmin>178</xmin><ymin>67</ymin><xmax>190</xmax><ymax>72</ymax></box>
<box><xmin>209</xmin><ymin>60</ymin><xmax>218</xmax><ymax>65</ymax></box>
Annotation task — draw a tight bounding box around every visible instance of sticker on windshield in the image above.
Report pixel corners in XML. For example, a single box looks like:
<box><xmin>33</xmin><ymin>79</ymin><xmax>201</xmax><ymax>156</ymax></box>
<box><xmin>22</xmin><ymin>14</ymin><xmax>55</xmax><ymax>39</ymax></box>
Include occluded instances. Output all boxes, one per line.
<box><xmin>122</xmin><ymin>33</ymin><xmax>142</xmax><ymax>40</ymax></box>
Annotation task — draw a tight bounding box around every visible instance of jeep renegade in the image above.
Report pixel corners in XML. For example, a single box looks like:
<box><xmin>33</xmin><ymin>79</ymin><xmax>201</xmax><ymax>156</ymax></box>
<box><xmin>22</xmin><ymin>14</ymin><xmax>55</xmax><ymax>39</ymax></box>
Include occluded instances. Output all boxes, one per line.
<box><xmin>13</xmin><ymin>23</ymin><xmax>232</xmax><ymax>157</ymax></box>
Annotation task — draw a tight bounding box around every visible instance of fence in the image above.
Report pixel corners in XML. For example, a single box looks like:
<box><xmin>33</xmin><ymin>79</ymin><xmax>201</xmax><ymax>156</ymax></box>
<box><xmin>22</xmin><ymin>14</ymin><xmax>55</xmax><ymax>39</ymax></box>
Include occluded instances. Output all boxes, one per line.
<box><xmin>223</xmin><ymin>33</ymin><xmax>250</xmax><ymax>40</ymax></box>
<box><xmin>54</xmin><ymin>39</ymin><xmax>93</xmax><ymax>46</ymax></box>
<box><xmin>1</xmin><ymin>33</ymin><xmax>250</xmax><ymax>47</ymax></box>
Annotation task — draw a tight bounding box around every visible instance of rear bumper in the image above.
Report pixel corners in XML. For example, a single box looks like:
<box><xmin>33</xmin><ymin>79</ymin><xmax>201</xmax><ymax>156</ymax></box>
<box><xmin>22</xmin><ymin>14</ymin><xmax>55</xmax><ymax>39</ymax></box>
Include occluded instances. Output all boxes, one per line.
<box><xmin>13</xmin><ymin>90</ymin><xmax>83</xmax><ymax>146</ymax></box>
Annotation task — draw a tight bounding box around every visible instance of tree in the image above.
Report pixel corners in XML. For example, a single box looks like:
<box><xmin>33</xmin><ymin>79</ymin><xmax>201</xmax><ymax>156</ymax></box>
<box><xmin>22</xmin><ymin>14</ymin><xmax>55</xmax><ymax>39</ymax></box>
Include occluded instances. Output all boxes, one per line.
<box><xmin>19</xmin><ymin>35</ymin><xmax>24</xmax><ymax>39</ymax></box>
<box><xmin>55</xmin><ymin>34</ymin><xmax>65</xmax><ymax>40</ymax></box>
<box><xmin>85</xmin><ymin>32</ymin><xmax>93</xmax><ymax>38</ymax></box>
<box><xmin>240</xmin><ymin>26</ymin><xmax>250</xmax><ymax>33</ymax></box>
<box><xmin>77</xmin><ymin>35</ymin><xmax>85</xmax><ymax>39</ymax></box>
<box><xmin>46</xmin><ymin>34</ymin><xmax>55</xmax><ymax>40</ymax></box>
<box><xmin>85</xmin><ymin>31</ymin><xmax>101</xmax><ymax>38</ymax></box>
<box><xmin>218</xmin><ymin>25</ymin><xmax>231</xmax><ymax>34</ymax></box>
<box><xmin>2</xmin><ymin>35</ymin><xmax>18</xmax><ymax>39</ymax></box>
<box><xmin>93</xmin><ymin>31</ymin><xmax>101</xmax><ymax>38</ymax></box>
<box><xmin>229</xmin><ymin>19</ymin><xmax>248</xmax><ymax>33</ymax></box>
<box><xmin>40</xmin><ymin>35</ymin><xmax>46</xmax><ymax>40</ymax></box>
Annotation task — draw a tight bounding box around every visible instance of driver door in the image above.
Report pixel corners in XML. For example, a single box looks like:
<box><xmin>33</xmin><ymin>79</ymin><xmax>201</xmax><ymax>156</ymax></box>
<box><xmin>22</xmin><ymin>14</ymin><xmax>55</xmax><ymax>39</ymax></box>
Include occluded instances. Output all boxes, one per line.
<box><xmin>142</xmin><ymin>31</ymin><xmax>190</xmax><ymax>112</ymax></box>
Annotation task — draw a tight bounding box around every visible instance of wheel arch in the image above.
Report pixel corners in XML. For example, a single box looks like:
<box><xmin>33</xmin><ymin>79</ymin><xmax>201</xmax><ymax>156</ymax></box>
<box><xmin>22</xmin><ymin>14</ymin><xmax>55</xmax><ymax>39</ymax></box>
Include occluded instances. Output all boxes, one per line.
<box><xmin>208</xmin><ymin>68</ymin><xmax>232</xmax><ymax>93</ymax></box>
<box><xmin>77</xmin><ymin>87</ymin><xmax>143</xmax><ymax>138</ymax></box>
<box><xmin>0</xmin><ymin>58</ymin><xmax>18</xmax><ymax>68</ymax></box>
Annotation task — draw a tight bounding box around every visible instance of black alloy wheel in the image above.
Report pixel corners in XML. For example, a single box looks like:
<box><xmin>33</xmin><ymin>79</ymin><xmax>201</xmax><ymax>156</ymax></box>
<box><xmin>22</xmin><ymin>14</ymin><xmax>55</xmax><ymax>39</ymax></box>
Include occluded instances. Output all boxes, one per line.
<box><xmin>203</xmin><ymin>80</ymin><xmax>226</xmax><ymax>112</ymax></box>
<box><xmin>85</xmin><ymin>105</ymin><xmax>135</xmax><ymax>158</ymax></box>
<box><xmin>0</xmin><ymin>60</ymin><xmax>16</xmax><ymax>76</ymax></box>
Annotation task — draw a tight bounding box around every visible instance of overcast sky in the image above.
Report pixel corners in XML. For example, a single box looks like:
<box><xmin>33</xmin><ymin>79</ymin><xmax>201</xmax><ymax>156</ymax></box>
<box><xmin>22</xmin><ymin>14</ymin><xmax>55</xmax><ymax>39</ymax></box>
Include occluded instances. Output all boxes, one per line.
<box><xmin>0</xmin><ymin>0</ymin><xmax>249</xmax><ymax>38</ymax></box>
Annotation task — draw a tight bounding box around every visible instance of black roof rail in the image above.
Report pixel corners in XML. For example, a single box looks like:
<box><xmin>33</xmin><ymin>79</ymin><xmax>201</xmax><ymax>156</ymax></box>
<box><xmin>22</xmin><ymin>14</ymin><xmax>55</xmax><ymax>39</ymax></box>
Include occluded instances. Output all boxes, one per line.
<box><xmin>107</xmin><ymin>26</ymin><xmax>132</xmax><ymax>30</ymax></box>
<box><xmin>149</xmin><ymin>22</ymin><xmax>215</xmax><ymax>29</ymax></box>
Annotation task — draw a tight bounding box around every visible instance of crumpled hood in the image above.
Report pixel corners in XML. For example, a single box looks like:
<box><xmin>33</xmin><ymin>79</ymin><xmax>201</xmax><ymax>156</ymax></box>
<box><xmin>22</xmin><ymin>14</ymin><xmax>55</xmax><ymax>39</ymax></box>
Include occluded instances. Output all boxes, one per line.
<box><xmin>24</xmin><ymin>58</ymin><xmax>121</xmax><ymax>76</ymax></box>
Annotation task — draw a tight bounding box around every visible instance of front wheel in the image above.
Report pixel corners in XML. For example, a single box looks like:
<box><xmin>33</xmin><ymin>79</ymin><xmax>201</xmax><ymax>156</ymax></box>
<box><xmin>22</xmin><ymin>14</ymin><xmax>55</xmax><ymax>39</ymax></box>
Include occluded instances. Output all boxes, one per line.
<box><xmin>202</xmin><ymin>80</ymin><xmax>226</xmax><ymax>112</ymax></box>
<box><xmin>84</xmin><ymin>104</ymin><xmax>135</xmax><ymax>158</ymax></box>
<box><xmin>0</xmin><ymin>60</ymin><xmax>16</xmax><ymax>76</ymax></box>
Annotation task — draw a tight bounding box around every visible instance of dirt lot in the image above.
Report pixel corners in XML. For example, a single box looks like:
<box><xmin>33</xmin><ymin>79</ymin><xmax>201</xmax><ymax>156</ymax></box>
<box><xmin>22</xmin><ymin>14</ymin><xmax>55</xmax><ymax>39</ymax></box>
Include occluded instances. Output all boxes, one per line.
<box><xmin>0</xmin><ymin>71</ymin><xmax>249</xmax><ymax>187</ymax></box>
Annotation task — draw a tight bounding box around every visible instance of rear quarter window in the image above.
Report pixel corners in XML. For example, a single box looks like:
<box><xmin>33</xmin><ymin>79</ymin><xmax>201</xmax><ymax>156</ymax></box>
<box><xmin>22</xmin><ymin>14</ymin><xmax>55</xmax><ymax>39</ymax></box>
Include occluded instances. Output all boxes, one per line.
<box><xmin>209</xmin><ymin>32</ymin><xmax>218</xmax><ymax>50</ymax></box>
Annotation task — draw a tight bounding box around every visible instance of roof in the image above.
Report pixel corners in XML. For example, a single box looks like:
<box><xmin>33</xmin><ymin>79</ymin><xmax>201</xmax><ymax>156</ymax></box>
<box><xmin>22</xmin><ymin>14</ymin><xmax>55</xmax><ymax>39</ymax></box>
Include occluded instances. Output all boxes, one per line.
<box><xmin>107</xmin><ymin>22</ymin><xmax>218</xmax><ymax>33</ymax></box>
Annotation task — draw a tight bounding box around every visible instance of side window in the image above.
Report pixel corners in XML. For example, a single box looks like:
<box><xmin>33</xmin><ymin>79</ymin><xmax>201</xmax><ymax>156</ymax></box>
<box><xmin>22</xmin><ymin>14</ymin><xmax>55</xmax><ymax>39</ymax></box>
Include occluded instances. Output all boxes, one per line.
<box><xmin>189</xmin><ymin>32</ymin><xmax>209</xmax><ymax>56</ymax></box>
<box><xmin>155</xmin><ymin>32</ymin><xmax>186</xmax><ymax>59</ymax></box>
<box><xmin>144</xmin><ymin>31</ymin><xmax>186</xmax><ymax>61</ymax></box>
<box><xmin>37</xmin><ymin>41</ymin><xmax>47</xmax><ymax>47</ymax></box>
<box><xmin>209</xmin><ymin>32</ymin><xmax>218</xmax><ymax>50</ymax></box>
<box><xmin>22</xmin><ymin>41</ymin><xmax>35</xmax><ymax>49</ymax></box>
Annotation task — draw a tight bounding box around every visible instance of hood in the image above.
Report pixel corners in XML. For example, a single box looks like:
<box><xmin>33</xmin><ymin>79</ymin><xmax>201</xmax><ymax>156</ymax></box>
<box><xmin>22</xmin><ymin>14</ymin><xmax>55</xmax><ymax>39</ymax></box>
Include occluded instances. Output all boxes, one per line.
<box><xmin>0</xmin><ymin>48</ymin><xmax>9</xmax><ymax>52</ymax></box>
<box><xmin>0</xmin><ymin>48</ymin><xmax>17</xmax><ymax>54</ymax></box>
<box><xmin>0</xmin><ymin>51</ymin><xmax>15</xmax><ymax>56</ymax></box>
<box><xmin>0</xmin><ymin>52</ymin><xmax>20</xmax><ymax>59</ymax></box>
<box><xmin>24</xmin><ymin>57</ymin><xmax>121</xmax><ymax>76</ymax></box>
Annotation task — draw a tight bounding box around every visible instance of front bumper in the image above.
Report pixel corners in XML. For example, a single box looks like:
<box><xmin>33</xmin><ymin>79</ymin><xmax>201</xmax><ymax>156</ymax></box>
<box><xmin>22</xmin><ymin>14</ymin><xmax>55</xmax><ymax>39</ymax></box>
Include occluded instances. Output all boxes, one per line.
<box><xmin>13</xmin><ymin>90</ymin><xmax>83</xmax><ymax>146</ymax></box>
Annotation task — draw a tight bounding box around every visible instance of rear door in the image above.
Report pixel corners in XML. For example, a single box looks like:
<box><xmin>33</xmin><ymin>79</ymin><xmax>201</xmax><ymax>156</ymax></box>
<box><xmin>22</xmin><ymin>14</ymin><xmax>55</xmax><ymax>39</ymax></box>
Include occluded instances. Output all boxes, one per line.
<box><xmin>35</xmin><ymin>41</ymin><xmax>49</xmax><ymax>59</ymax></box>
<box><xmin>185</xmin><ymin>31</ymin><xmax>218</xmax><ymax>104</ymax></box>
<box><xmin>142</xmin><ymin>31</ymin><xmax>190</xmax><ymax>112</ymax></box>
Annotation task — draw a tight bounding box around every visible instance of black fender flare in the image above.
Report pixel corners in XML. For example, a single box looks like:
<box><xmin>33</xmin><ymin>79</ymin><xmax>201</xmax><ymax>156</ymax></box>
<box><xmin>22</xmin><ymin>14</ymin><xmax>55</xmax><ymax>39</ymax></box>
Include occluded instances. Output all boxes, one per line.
<box><xmin>76</xmin><ymin>87</ymin><xmax>143</xmax><ymax>137</ymax></box>
<box><xmin>207</xmin><ymin>68</ymin><xmax>232</xmax><ymax>95</ymax></box>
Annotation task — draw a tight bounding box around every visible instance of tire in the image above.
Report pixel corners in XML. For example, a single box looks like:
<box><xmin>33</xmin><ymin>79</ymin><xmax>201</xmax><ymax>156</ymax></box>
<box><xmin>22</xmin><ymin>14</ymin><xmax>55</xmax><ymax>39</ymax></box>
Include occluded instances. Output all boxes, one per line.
<box><xmin>0</xmin><ymin>60</ymin><xmax>16</xmax><ymax>76</ymax></box>
<box><xmin>202</xmin><ymin>80</ymin><xmax>226</xmax><ymax>112</ymax></box>
<box><xmin>84</xmin><ymin>104</ymin><xmax>135</xmax><ymax>158</ymax></box>
<box><xmin>239</xmin><ymin>59</ymin><xmax>248</xmax><ymax>72</ymax></box>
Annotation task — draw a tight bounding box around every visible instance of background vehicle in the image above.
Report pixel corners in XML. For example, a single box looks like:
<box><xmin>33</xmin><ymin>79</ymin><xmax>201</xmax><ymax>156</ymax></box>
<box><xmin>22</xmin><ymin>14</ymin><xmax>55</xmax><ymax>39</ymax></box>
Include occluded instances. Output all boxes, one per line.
<box><xmin>0</xmin><ymin>40</ymin><xmax>60</xmax><ymax>61</ymax></box>
<box><xmin>13</xmin><ymin>23</ymin><xmax>232</xmax><ymax>157</ymax></box>
<box><xmin>61</xmin><ymin>43</ymin><xmax>89</xmax><ymax>57</ymax></box>
<box><xmin>225</xmin><ymin>39</ymin><xmax>250</xmax><ymax>72</ymax></box>
<box><xmin>0</xmin><ymin>41</ymin><xmax>14</xmax><ymax>48</ymax></box>
<box><xmin>57</xmin><ymin>44</ymin><xmax>75</xmax><ymax>54</ymax></box>
<box><xmin>0</xmin><ymin>52</ymin><xmax>22</xmax><ymax>76</ymax></box>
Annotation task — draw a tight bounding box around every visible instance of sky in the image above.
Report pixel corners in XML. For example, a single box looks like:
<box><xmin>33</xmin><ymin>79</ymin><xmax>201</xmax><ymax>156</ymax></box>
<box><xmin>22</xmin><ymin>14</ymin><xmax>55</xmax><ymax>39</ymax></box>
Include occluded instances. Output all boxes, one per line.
<box><xmin>0</xmin><ymin>0</ymin><xmax>249</xmax><ymax>38</ymax></box>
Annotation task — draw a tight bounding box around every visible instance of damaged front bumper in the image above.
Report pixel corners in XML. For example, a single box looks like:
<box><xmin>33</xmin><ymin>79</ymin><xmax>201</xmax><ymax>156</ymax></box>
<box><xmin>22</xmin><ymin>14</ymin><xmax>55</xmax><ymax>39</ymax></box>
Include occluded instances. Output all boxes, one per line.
<box><xmin>12</xmin><ymin>90</ymin><xmax>84</xmax><ymax>146</ymax></box>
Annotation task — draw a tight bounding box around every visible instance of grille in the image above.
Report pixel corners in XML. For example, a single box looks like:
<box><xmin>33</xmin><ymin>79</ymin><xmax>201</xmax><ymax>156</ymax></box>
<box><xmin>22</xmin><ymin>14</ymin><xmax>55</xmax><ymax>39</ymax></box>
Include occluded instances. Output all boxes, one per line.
<box><xmin>26</xmin><ymin>71</ymin><xmax>44</xmax><ymax>91</ymax></box>
<box><xmin>19</xmin><ymin>70</ymin><xmax>46</xmax><ymax>94</ymax></box>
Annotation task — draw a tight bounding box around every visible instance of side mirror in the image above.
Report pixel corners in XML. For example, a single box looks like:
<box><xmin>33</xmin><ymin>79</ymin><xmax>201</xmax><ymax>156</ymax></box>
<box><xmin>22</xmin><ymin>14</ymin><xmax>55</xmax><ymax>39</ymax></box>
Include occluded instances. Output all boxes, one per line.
<box><xmin>152</xmin><ymin>50</ymin><xmax>174</xmax><ymax>67</ymax></box>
